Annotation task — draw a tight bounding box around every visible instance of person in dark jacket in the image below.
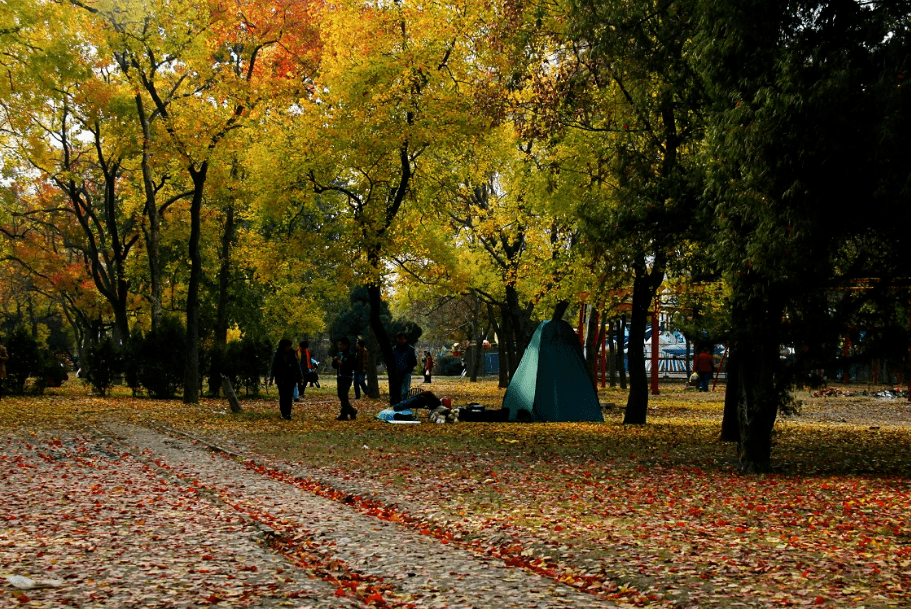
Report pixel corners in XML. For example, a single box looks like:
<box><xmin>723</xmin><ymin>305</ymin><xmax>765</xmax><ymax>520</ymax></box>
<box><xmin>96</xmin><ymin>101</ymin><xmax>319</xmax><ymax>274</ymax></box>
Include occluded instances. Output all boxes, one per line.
<box><xmin>332</xmin><ymin>336</ymin><xmax>357</xmax><ymax>421</ymax></box>
<box><xmin>422</xmin><ymin>350</ymin><xmax>434</xmax><ymax>383</ymax></box>
<box><xmin>269</xmin><ymin>338</ymin><xmax>303</xmax><ymax>420</ymax></box>
<box><xmin>393</xmin><ymin>332</ymin><xmax>418</xmax><ymax>401</ymax></box>
<box><xmin>353</xmin><ymin>339</ymin><xmax>370</xmax><ymax>400</ymax></box>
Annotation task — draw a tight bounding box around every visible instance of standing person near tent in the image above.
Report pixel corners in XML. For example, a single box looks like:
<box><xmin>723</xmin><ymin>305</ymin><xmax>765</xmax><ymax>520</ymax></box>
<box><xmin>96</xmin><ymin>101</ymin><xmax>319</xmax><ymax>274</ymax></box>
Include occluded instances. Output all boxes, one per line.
<box><xmin>422</xmin><ymin>350</ymin><xmax>434</xmax><ymax>384</ymax></box>
<box><xmin>269</xmin><ymin>338</ymin><xmax>303</xmax><ymax>420</ymax></box>
<box><xmin>296</xmin><ymin>340</ymin><xmax>312</xmax><ymax>396</ymax></box>
<box><xmin>332</xmin><ymin>337</ymin><xmax>357</xmax><ymax>420</ymax></box>
<box><xmin>393</xmin><ymin>332</ymin><xmax>418</xmax><ymax>401</ymax></box>
<box><xmin>693</xmin><ymin>347</ymin><xmax>715</xmax><ymax>392</ymax></box>
<box><xmin>353</xmin><ymin>339</ymin><xmax>370</xmax><ymax>399</ymax></box>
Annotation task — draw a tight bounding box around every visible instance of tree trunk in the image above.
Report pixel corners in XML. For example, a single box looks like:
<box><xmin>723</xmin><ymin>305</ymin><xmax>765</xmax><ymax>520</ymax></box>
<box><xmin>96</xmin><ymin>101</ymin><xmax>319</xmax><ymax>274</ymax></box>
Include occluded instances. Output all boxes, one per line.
<box><xmin>619</xmin><ymin>316</ymin><xmax>628</xmax><ymax>390</ymax></box>
<box><xmin>551</xmin><ymin>300</ymin><xmax>570</xmax><ymax>322</ymax></box>
<box><xmin>135</xmin><ymin>93</ymin><xmax>163</xmax><ymax>332</ymax></box>
<box><xmin>367</xmin><ymin>279</ymin><xmax>401</xmax><ymax>405</ymax></box>
<box><xmin>608</xmin><ymin>319</ymin><xmax>617</xmax><ymax>388</ymax></box>
<box><xmin>732</xmin><ymin>286</ymin><xmax>784</xmax><ymax>472</ymax></box>
<box><xmin>624</xmin><ymin>292</ymin><xmax>650</xmax><ymax>424</ymax></box>
<box><xmin>624</xmin><ymin>262</ymin><xmax>664</xmax><ymax>424</ymax></box>
<box><xmin>488</xmin><ymin>303</ymin><xmax>509</xmax><ymax>389</ymax></box>
<box><xmin>207</xmin><ymin>206</ymin><xmax>235</xmax><ymax>397</ymax></box>
<box><xmin>469</xmin><ymin>293</ymin><xmax>482</xmax><ymax>382</ymax></box>
<box><xmin>500</xmin><ymin>304</ymin><xmax>516</xmax><ymax>385</ymax></box>
<box><xmin>213</xmin><ymin>205</ymin><xmax>234</xmax><ymax>349</ymax></box>
<box><xmin>685</xmin><ymin>337</ymin><xmax>691</xmax><ymax>381</ymax></box>
<box><xmin>183</xmin><ymin>162</ymin><xmax>207</xmax><ymax>404</ymax></box>
<box><xmin>585</xmin><ymin>306</ymin><xmax>601</xmax><ymax>388</ymax></box>
<box><xmin>221</xmin><ymin>374</ymin><xmax>243</xmax><ymax>413</ymax></box>
<box><xmin>595</xmin><ymin>313</ymin><xmax>607</xmax><ymax>390</ymax></box>
<box><xmin>720</xmin><ymin>349</ymin><xmax>740</xmax><ymax>441</ymax></box>
<box><xmin>735</xmin><ymin>349</ymin><xmax>778</xmax><ymax>472</ymax></box>
<box><xmin>504</xmin><ymin>284</ymin><xmax>534</xmax><ymax>380</ymax></box>
<box><xmin>366</xmin><ymin>332</ymin><xmax>380</xmax><ymax>399</ymax></box>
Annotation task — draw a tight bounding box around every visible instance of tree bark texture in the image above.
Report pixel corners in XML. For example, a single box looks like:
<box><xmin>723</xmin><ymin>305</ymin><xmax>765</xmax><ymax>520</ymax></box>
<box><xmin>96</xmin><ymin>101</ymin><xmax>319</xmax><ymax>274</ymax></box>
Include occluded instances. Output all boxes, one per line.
<box><xmin>607</xmin><ymin>320</ymin><xmax>617</xmax><ymax>388</ymax></box>
<box><xmin>624</xmin><ymin>262</ymin><xmax>664</xmax><ymax>424</ymax></box>
<box><xmin>619</xmin><ymin>316</ymin><xmax>628</xmax><ymax>390</ymax></box>
<box><xmin>731</xmin><ymin>284</ymin><xmax>784</xmax><ymax>473</ymax></box>
<box><xmin>213</xmin><ymin>205</ymin><xmax>235</xmax><ymax>349</ymax></box>
<box><xmin>720</xmin><ymin>349</ymin><xmax>740</xmax><ymax>442</ymax></box>
<box><xmin>183</xmin><ymin>162</ymin><xmax>207</xmax><ymax>404</ymax></box>
<box><xmin>221</xmin><ymin>374</ymin><xmax>243</xmax><ymax>413</ymax></box>
<box><xmin>367</xmin><ymin>280</ymin><xmax>401</xmax><ymax>405</ymax></box>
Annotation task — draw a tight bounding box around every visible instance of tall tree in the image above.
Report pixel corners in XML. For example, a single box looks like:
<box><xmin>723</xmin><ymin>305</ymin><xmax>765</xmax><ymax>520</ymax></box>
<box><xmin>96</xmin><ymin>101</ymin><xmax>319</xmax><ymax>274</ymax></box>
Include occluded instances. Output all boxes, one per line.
<box><xmin>0</xmin><ymin>3</ymin><xmax>143</xmax><ymax>345</ymax></box>
<box><xmin>268</xmin><ymin>0</ymin><xmax>489</xmax><ymax>403</ymax></box>
<box><xmin>74</xmin><ymin>0</ymin><xmax>321</xmax><ymax>402</ymax></box>
<box><xmin>487</xmin><ymin>0</ymin><xmax>709</xmax><ymax>418</ymax></box>
<box><xmin>698</xmin><ymin>0</ymin><xmax>911</xmax><ymax>471</ymax></box>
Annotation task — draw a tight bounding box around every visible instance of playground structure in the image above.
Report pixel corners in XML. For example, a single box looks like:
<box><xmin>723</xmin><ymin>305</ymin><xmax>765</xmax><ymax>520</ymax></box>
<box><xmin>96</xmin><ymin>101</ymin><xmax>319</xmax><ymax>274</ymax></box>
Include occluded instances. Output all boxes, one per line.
<box><xmin>573</xmin><ymin>286</ymin><xmax>728</xmax><ymax>395</ymax></box>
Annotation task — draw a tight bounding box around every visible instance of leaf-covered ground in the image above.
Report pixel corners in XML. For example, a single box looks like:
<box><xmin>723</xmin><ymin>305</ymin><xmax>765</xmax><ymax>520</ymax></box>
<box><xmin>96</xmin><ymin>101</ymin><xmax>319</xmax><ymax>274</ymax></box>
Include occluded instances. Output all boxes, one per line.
<box><xmin>2</xmin><ymin>378</ymin><xmax>910</xmax><ymax>607</ymax></box>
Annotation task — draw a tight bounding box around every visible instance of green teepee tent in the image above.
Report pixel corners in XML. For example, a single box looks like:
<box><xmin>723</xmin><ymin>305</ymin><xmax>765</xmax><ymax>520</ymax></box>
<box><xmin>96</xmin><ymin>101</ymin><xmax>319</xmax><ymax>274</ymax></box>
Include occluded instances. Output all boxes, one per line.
<box><xmin>502</xmin><ymin>319</ymin><xmax>604</xmax><ymax>422</ymax></box>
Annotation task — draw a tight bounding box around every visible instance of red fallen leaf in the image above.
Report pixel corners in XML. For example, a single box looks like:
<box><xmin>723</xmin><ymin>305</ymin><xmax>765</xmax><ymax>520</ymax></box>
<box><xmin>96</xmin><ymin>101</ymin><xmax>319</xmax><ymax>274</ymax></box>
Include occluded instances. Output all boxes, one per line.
<box><xmin>554</xmin><ymin>525</ymin><xmax>564</xmax><ymax>532</ymax></box>
<box><xmin>365</xmin><ymin>592</ymin><xmax>384</xmax><ymax>604</ymax></box>
<box><xmin>334</xmin><ymin>588</ymin><xmax>346</xmax><ymax>597</ymax></box>
<box><xmin>202</xmin><ymin>554</ymin><xmax>214</xmax><ymax>560</ymax></box>
<box><xmin>16</xmin><ymin>593</ymin><xmax>31</xmax><ymax>603</ymax></box>
<box><xmin>814</xmin><ymin>596</ymin><xmax>826</xmax><ymax>605</ymax></box>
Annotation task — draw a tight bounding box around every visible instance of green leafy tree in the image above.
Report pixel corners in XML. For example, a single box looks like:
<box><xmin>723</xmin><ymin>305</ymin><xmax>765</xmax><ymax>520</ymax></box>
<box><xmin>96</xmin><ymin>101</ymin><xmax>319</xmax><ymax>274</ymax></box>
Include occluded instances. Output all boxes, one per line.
<box><xmin>697</xmin><ymin>0</ymin><xmax>911</xmax><ymax>471</ymax></box>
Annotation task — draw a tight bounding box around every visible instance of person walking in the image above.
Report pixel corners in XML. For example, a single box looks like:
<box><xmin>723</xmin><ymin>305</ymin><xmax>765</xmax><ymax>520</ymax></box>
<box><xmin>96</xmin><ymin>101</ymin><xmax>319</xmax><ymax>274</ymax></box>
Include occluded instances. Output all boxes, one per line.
<box><xmin>332</xmin><ymin>337</ymin><xmax>357</xmax><ymax>420</ymax></box>
<box><xmin>0</xmin><ymin>335</ymin><xmax>8</xmax><ymax>399</ymax></box>
<box><xmin>693</xmin><ymin>347</ymin><xmax>715</xmax><ymax>392</ymax></box>
<box><xmin>269</xmin><ymin>338</ymin><xmax>303</xmax><ymax>420</ymax></box>
<box><xmin>393</xmin><ymin>332</ymin><xmax>418</xmax><ymax>401</ymax></box>
<box><xmin>353</xmin><ymin>339</ymin><xmax>370</xmax><ymax>399</ymax></box>
<box><xmin>422</xmin><ymin>350</ymin><xmax>434</xmax><ymax>383</ymax></box>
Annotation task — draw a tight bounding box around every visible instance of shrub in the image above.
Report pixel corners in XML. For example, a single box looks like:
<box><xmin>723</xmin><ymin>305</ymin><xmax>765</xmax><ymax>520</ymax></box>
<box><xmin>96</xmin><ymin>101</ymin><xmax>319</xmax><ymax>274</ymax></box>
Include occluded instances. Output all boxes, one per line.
<box><xmin>41</xmin><ymin>353</ymin><xmax>69</xmax><ymax>389</ymax></box>
<box><xmin>206</xmin><ymin>336</ymin><xmax>271</xmax><ymax>397</ymax></box>
<box><xmin>206</xmin><ymin>345</ymin><xmax>227</xmax><ymax>397</ymax></box>
<box><xmin>228</xmin><ymin>335</ymin><xmax>273</xmax><ymax>395</ymax></box>
<box><xmin>85</xmin><ymin>338</ymin><xmax>119</xmax><ymax>396</ymax></box>
<box><xmin>136</xmin><ymin>317</ymin><xmax>186</xmax><ymax>399</ymax></box>
<box><xmin>3</xmin><ymin>328</ymin><xmax>69</xmax><ymax>395</ymax></box>
<box><xmin>121</xmin><ymin>327</ymin><xmax>144</xmax><ymax>396</ymax></box>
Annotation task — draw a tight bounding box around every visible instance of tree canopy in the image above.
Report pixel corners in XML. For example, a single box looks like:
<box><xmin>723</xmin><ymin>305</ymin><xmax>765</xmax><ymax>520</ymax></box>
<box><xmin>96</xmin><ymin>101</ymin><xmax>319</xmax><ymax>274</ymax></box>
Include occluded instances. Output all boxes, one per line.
<box><xmin>1</xmin><ymin>0</ymin><xmax>909</xmax><ymax>469</ymax></box>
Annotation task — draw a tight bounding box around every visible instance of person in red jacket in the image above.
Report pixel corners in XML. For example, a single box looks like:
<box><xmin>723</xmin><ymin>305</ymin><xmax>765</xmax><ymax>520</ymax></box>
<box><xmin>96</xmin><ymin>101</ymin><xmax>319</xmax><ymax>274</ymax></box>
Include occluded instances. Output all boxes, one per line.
<box><xmin>422</xmin><ymin>351</ymin><xmax>434</xmax><ymax>383</ymax></box>
<box><xmin>693</xmin><ymin>348</ymin><xmax>715</xmax><ymax>392</ymax></box>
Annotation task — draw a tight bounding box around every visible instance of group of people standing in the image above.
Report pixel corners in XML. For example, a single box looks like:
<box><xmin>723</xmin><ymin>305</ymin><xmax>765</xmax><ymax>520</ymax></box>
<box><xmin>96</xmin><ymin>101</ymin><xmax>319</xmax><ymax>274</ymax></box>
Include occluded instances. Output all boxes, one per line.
<box><xmin>269</xmin><ymin>333</ymin><xmax>434</xmax><ymax>421</ymax></box>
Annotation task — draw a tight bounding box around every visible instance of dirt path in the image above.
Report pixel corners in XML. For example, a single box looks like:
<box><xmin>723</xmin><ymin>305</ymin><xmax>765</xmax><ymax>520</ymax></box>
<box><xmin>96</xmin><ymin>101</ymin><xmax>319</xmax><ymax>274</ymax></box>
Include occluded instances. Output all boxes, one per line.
<box><xmin>1</xmin><ymin>423</ymin><xmax>615</xmax><ymax>608</ymax></box>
